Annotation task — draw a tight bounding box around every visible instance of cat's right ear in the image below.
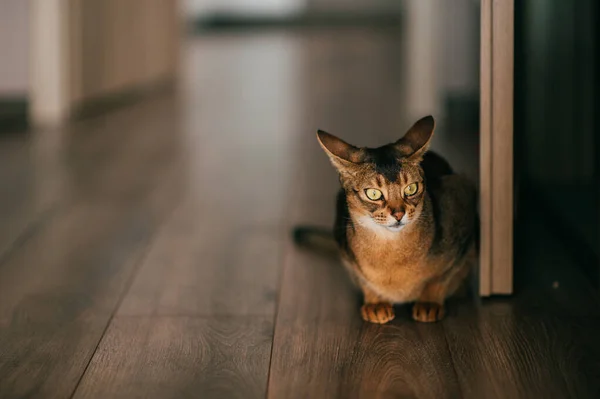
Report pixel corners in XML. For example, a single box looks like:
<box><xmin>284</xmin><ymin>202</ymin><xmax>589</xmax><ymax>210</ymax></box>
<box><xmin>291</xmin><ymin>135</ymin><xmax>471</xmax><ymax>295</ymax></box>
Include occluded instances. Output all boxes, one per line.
<box><xmin>316</xmin><ymin>130</ymin><xmax>364</xmax><ymax>175</ymax></box>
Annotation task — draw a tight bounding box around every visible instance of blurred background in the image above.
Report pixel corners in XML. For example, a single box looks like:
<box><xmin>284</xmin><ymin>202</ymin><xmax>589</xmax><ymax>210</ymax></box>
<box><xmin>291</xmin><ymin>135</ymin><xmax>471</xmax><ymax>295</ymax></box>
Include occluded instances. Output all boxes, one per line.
<box><xmin>0</xmin><ymin>0</ymin><xmax>482</xmax><ymax>286</ymax></box>
<box><xmin>1</xmin><ymin>0</ymin><xmax>597</xmax><ymax>285</ymax></box>
<box><xmin>1</xmin><ymin>0</ymin><xmax>599</xmax><ymax>398</ymax></box>
<box><xmin>1</xmin><ymin>0</ymin><xmax>480</xmax><ymax>142</ymax></box>
<box><xmin>514</xmin><ymin>0</ymin><xmax>598</xmax><ymax>287</ymax></box>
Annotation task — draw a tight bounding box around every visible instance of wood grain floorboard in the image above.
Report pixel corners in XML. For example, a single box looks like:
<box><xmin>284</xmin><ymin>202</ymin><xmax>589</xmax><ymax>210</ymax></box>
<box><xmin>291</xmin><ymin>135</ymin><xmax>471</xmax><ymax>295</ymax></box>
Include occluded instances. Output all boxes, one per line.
<box><xmin>266</xmin><ymin>28</ymin><xmax>466</xmax><ymax>398</ymax></box>
<box><xmin>0</xmin><ymin>135</ymin><xmax>56</xmax><ymax>263</ymax></box>
<box><xmin>117</xmin><ymin>199</ymin><xmax>283</xmax><ymax>317</ymax></box>
<box><xmin>117</xmin><ymin>60</ymin><xmax>297</xmax><ymax>314</ymax></box>
<box><xmin>3</xmin><ymin>26</ymin><xmax>599</xmax><ymax>399</ymax></box>
<box><xmin>0</xmin><ymin>96</ymin><xmax>186</xmax><ymax>399</ymax></box>
<box><xmin>73</xmin><ymin>316</ymin><xmax>273</xmax><ymax>399</ymax></box>
<box><xmin>268</xmin><ymin>243</ymin><xmax>462</xmax><ymax>399</ymax></box>
<box><xmin>71</xmin><ymin>33</ymin><xmax>305</xmax><ymax>398</ymax></box>
<box><xmin>443</xmin><ymin>220</ymin><xmax>600</xmax><ymax>399</ymax></box>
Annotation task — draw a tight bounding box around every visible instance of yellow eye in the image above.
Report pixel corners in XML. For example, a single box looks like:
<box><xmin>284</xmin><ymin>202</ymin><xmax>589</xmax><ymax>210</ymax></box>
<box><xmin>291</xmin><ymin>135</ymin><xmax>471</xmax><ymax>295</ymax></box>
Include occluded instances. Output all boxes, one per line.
<box><xmin>365</xmin><ymin>188</ymin><xmax>383</xmax><ymax>201</ymax></box>
<box><xmin>404</xmin><ymin>183</ymin><xmax>418</xmax><ymax>196</ymax></box>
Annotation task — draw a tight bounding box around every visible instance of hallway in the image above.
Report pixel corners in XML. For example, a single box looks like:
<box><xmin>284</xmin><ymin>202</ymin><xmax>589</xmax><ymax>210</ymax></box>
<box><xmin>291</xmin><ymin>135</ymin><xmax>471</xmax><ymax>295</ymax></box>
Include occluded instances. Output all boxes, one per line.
<box><xmin>1</xmin><ymin>28</ymin><xmax>599</xmax><ymax>398</ymax></box>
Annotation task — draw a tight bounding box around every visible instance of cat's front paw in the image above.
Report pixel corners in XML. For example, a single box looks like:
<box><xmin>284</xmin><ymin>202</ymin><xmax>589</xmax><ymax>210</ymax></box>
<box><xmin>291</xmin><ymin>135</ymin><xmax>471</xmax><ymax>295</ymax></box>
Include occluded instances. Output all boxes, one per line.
<box><xmin>412</xmin><ymin>302</ymin><xmax>445</xmax><ymax>322</ymax></box>
<box><xmin>361</xmin><ymin>302</ymin><xmax>395</xmax><ymax>324</ymax></box>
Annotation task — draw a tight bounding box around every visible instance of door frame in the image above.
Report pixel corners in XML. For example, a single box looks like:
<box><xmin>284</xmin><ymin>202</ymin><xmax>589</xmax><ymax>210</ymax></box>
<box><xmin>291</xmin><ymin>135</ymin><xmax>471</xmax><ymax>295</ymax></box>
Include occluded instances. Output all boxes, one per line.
<box><xmin>479</xmin><ymin>0</ymin><xmax>514</xmax><ymax>296</ymax></box>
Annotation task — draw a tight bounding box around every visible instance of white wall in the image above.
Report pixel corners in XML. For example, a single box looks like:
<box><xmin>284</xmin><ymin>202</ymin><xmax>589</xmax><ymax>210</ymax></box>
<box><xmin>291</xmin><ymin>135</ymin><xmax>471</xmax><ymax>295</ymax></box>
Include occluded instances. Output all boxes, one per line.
<box><xmin>0</xmin><ymin>0</ymin><xmax>29</xmax><ymax>96</ymax></box>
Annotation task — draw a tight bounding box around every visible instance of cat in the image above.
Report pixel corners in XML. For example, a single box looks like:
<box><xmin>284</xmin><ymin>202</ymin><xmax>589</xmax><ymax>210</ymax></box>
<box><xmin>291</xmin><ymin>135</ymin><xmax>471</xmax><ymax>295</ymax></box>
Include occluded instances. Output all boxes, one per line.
<box><xmin>294</xmin><ymin>115</ymin><xmax>478</xmax><ymax>323</ymax></box>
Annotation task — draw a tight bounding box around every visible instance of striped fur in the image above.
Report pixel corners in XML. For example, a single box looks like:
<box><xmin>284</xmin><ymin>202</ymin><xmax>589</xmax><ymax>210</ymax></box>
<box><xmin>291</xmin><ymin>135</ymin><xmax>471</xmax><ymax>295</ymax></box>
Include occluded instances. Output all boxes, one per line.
<box><xmin>311</xmin><ymin>116</ymin><xmax>478</xmax><ymax>323</ymax></box>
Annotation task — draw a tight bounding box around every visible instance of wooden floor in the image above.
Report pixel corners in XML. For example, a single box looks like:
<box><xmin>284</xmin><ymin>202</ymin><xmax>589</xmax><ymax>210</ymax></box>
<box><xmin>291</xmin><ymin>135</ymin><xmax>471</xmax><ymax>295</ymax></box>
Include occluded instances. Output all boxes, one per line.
<box><xmin>1</xmin><ymin>28</ymin><xmax>600</xmax><ymax>399</ymax></box>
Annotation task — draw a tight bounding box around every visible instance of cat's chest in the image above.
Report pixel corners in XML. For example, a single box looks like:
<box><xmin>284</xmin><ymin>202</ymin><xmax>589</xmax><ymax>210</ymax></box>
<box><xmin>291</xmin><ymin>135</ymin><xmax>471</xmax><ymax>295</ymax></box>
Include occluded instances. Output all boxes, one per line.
<box><xmin>351</xmin><ymin>229</ymin><xmax>429</xmax><ymax>269</ymax></box>
<box><xmin>350</xmin><ymin>232</ymin><xmax>438</xmax><ymax>301</ymax></box>
<box><xmin>355</xmin><ymin>242</ymin><xmax>428</xmax><ymax>278</ymax></box>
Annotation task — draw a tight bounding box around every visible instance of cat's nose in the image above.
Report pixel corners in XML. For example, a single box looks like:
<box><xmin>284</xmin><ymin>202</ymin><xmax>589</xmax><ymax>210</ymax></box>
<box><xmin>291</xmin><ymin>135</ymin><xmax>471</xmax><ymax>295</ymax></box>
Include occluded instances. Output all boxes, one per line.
<box><xmin>392</xmin><ymin>210</ymin><xmax>405</xmax><ymax>221</ymax></box>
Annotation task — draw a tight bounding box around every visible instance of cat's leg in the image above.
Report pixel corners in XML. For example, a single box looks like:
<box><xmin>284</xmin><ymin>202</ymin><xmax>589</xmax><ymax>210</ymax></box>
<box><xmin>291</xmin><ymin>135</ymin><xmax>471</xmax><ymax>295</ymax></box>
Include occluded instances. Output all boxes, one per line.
<box><xmin>412</xmin><ymin>280</ymin><xmax>447</xmax><ymax>322</ymax></box>
<box><xmin>413</xmin><ymin>261</ymin><xmax>471</xmax><ymax>322</ymax></box>
<box><xmin>359</xmin><ymin>282</ymin><xmax>395</xmax><ymax>324</ymax></box>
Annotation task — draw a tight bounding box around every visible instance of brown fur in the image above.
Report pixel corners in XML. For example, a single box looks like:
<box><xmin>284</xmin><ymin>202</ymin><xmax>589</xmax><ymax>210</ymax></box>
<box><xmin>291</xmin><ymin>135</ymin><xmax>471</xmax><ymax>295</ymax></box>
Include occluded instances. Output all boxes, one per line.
<box><xmin>317</xmin><ymin>116</ymin><xmax>477</xmax><ymax>323</ymax></box>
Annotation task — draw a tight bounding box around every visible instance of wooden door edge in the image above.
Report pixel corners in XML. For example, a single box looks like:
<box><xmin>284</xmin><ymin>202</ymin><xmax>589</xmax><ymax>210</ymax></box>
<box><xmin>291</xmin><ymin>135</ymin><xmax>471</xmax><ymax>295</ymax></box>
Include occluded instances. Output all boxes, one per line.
<box><xmin>479</xmin><ymin>0</ymin><xmax>514</xmax><ymax>296</ymax></box>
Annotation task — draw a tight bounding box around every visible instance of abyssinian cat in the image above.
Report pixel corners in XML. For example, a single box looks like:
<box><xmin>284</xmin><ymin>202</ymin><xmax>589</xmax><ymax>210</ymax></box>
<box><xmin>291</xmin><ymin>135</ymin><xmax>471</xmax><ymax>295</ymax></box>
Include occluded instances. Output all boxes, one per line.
<box><xmin>296</xmin><ymin>115</ymin><xmax>478</xmax><ymax>323</ymax></box>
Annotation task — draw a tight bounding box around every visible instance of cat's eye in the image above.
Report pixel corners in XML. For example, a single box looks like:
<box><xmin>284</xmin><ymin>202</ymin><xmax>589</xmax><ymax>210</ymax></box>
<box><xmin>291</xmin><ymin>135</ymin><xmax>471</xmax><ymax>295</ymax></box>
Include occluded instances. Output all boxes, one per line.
<box><xmin>404</xmin><ymin>183</ymin><xmax>418</xmax><ymax>196</ymax></box>
<box><xmin>365</xmin><ymin>188</ymin><xmax>383</xmax><ymax>201</ymax></box>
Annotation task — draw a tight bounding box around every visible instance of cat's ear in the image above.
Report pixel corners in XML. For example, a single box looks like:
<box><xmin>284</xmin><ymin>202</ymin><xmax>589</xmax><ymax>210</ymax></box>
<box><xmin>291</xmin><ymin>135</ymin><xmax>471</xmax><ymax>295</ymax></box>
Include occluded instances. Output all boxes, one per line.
<box><xmin>395</xmin><ymin>115</ymin><xmax>435</xmax><ymax>162</ymax></box>
<box><xmin>317</xmin><ymin>130</ymin><xmax>364</xmax><ymax>175</ymax></box>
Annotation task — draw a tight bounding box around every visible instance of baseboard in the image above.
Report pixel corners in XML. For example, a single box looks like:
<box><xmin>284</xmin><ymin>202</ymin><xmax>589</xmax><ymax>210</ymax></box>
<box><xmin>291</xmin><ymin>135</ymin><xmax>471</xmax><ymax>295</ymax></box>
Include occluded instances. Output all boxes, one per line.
<box><xmin>189</xmin><ymin>11</ymin><xmax>402</xmax><ymax>32</ymax></box>
<box><xmin>70</xmin><ymin>78</ymin><xmax>175</xmax><ymax>121</ymax></box>
<box><xmin>0</xmin><ymin>97</ymin><xmax>28</xmax><ymax>133</ymax></box>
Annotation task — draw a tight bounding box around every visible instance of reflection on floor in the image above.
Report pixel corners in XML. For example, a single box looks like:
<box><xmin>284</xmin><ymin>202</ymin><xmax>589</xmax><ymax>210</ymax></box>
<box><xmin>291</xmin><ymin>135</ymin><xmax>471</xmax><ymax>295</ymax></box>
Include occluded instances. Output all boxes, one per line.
<box><xmin>1</xmin><ymin>28</ymin><xmax>599</xmax><ymax>398</ymax></box>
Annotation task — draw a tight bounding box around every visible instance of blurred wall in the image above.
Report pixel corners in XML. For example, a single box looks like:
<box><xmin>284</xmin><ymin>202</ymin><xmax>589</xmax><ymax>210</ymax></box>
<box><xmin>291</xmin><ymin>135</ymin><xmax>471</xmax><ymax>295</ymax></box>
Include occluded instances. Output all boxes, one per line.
<box><xmin>0</xmin><ymin>0</ymin><xmax>29</xmax><ymax>97</ymax></box>
<box><xmin>68</xmin><ymin>0</ymin><xmax>180</xmax><ymax>106</ymax></box>
<box><xmin>439</xmin><ymin>0</ymin><xmax>479</xmax><ymax>99</ymax></box>
<box><xmin>402</xmin><ymin>0</ymin><xmax>479</xmax><ymax>124</ymax></box>
<box><xmin>29</xmin><ymin>0</ymin><xmax>180</xmax><ymax>125</ymax></box>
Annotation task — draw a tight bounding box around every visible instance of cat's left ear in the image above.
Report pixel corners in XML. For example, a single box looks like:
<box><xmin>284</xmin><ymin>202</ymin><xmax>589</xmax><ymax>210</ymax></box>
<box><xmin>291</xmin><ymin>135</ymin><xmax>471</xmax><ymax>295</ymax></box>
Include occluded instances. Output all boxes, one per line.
<box><xmin>395</xmin><ymin>115</ymin><xmax>435</xmax><ymax>162</ymax></box>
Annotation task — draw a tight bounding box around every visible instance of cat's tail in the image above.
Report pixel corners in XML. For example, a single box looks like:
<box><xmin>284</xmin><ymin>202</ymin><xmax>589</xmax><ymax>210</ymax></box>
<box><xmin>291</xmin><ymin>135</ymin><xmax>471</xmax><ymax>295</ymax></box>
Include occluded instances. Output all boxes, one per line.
<box><xmin>292</xmin><ymin>225</ymin><xmax>339</xmax><ymax>256</ymax></box>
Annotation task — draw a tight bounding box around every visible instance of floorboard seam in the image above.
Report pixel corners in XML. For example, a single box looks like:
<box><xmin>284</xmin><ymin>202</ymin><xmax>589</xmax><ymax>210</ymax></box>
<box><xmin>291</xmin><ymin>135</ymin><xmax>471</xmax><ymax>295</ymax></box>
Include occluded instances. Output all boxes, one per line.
<box><xmin>0</xmin><ymin>205</ymin><xmax>62</xmax><ymax>268</ymax></box>
<box><xmin>67</xmin><ymin>248</ymin><xmax>152</xmax><ymax>399</ymax></box>
<box><xmin>265</xmin><ymin>158</ymin><xmax>305</xmax><ymax>398</ymax></box>
<box><xmin>441</xmin><ymin>322</ymin><xmax>465</xmax><ymax>399</ymax></box>
<box><xmin>264</xmin><ymin>228</ymin><xmax>295</xmax><ymax>398</ymax></box>
<box><xmin>66</xmin><ymin>191</ymin><xmax>184</xmax><ymax>399</ymax></box>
